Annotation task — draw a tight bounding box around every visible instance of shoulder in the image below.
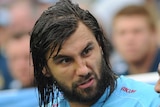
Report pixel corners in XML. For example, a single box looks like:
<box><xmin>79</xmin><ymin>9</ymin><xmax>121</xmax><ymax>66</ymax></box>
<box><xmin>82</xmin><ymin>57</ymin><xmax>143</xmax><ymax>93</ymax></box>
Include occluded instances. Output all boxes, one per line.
<box><xmin>108</xmin><ymin>76</ymin><xmax>160</xmax><ymax>107</ymax></box>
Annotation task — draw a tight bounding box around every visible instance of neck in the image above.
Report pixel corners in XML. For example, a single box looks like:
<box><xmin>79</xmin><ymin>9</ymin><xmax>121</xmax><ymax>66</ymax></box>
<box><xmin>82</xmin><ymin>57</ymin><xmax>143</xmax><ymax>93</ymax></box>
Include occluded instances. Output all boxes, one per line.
<box><xmin>128</xmin><ymin>46</ymin><xmax>157</xmax><ymax>74</ymax></box>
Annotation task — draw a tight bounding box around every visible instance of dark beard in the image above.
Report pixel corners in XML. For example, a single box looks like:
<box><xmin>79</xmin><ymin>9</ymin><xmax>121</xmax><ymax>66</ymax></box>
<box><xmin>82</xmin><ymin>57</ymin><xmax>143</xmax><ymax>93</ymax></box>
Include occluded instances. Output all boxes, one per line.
<box><xmin>53</xmin><ymin>58</ymin><xmax>111</xmax><ymax>105</ymax></box>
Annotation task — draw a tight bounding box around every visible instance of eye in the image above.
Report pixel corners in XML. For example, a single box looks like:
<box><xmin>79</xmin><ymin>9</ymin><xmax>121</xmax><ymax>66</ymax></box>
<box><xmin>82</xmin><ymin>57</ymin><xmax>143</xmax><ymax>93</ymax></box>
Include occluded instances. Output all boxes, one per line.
<box><xmin>82</xmin><ymin>46</ymin><xmax>93</xmax><ymax>57</ymax></box>
<box><xmin>58</xmin><ymin>57</ymin><xmax>72</xmax><ymax>65</ymax></box>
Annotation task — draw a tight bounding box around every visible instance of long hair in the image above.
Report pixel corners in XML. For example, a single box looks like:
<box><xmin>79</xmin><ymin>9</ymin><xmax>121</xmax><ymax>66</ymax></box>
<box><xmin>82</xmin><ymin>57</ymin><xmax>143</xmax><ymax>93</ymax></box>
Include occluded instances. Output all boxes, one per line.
<box><xmin>30</xmin><ymin>0</ymin><xmax>116</xmax><ymax>106</ymax></box>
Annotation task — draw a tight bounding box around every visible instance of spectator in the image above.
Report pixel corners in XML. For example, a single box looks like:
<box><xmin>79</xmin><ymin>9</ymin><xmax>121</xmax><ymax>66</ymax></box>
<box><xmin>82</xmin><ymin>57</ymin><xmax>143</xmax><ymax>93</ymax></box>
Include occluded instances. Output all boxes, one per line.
<box><xmin>4</xmin><ymin>33</ymin><xmax>34</xmax><ymax>89</ymax></box>
<box><xmin>0</xmin><ymin>0</ymin><xmax>58</xmax><ymax>90</ymax></box>
<box><xmin>90</xmin><ymin>0</ymin><xmax>145</xmax><ymax>75</ymax></box>
<box><xmin>111</xmin><ymin>5</ymin><xmax>160</xmax><ymax>75</ymax></box>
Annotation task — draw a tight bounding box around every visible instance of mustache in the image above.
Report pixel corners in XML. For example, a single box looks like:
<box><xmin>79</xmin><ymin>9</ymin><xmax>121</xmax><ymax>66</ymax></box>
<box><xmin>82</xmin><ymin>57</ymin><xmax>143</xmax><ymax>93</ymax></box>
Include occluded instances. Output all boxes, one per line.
<box><xmin>73</xmin><ymin>72</ymin><xmax>93</xmax><ymax>88</ymax></box>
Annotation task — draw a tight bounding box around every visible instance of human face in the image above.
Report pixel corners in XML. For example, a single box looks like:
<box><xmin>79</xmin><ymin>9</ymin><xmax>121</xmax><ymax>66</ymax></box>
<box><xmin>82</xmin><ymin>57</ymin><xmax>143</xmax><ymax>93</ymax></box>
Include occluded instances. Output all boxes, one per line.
<box><xmin>5</xmin><ymin>36</ymin><xmax>34</xmax><ymax>87</ymax></box>
<box><xmin>155</xmin><ymin>64</ymin><xmax>160</xmax><ymax>93</ymax></box>
<box><xmin>46</xmin><ymin>22</ymin><xmax>106</xmax><ymax>104</ymax></box>
<box><xmin>112</xmin><ymin>15</ymin><xmax>156</xmax><ymax>63</ymax></box>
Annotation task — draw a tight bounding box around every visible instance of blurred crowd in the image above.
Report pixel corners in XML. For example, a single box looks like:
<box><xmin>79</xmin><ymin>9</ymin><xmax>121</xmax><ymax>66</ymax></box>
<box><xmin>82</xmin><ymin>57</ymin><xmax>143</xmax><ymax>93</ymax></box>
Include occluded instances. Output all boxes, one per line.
<box><xmin>0</xmin><ymin>0</ymin><xmax>57</xmax><ymax>90</ymax></box>
<box><xmin>91</xmin><ymin>0</ymin><xmax>160</xmax><ymax>76</ymax></box>
<box><xmin>0</xmin><ymin>0</ymin><xmax>160</xmax><ymax>90</ymax></box>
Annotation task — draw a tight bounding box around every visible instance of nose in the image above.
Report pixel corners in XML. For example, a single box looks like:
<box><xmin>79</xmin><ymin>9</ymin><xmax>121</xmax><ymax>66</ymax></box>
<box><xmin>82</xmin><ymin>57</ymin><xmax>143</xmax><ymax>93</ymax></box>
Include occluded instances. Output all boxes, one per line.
<box><xmin>75</xmin><ymin>58</ymin><xmax>89</xmax><ymax>77</ymax></box>
<box><xmin>125</xmin><ymin>33</ymin><xmax>135</xmax><ymax>42</ymax></box>
<box><xmin>155</xmin><ymin>79</ymin><xmax>160</xmax><ymax>93</ymax></box>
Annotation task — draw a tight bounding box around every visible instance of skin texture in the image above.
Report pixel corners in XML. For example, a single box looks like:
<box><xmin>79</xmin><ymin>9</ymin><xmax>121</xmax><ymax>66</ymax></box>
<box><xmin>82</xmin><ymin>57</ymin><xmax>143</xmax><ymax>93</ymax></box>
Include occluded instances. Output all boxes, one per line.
<box><xmin>46</xmin><ymin>22</ymin><xmax>104</xmax><ymax>107</ymax></box>
<box><xmin>155</xmin><ymin>63</ymin><xmax>160</xmax><ymax>93</ymax></box>
<box><xmin>5</xmin><ymin>35</ymin><xmax>34</xmax><ymax>88</ymax></box>
<box><xmin>112</xmin><ymin>15</ymin><xmax>157</xmax><ymax>74</ymax></box>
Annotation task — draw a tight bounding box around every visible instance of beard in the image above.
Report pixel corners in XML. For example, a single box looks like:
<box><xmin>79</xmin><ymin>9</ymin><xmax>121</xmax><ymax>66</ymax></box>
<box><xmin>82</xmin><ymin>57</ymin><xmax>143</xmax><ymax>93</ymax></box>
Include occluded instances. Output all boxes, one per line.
<box><xmin>53</xmin><ymin>57</ymin><xmax>111</xmax><ymax>105</ymax></box>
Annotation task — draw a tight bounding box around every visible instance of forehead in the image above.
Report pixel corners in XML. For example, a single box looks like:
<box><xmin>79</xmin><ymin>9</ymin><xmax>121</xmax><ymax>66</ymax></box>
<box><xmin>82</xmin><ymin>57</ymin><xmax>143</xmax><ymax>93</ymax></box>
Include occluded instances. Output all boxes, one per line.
<box><xmin>114</xmin><ymin>15</ymin><xmax>149</xmax><ymax>26</ymax></box>
<box><xmin>49</xmin><ymin>22</ymin><xmax>98</xmax><ymax>56</ymax></box>
<box><xmin>64</xmin><ymin>22</ymin><xmax>96</xmax><ymax>45</ymax></box>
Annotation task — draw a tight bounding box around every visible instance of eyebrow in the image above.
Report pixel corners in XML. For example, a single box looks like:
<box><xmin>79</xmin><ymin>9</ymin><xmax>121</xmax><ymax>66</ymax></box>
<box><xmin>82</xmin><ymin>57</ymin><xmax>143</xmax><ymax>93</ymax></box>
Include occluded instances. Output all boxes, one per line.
<box><xmin>52</xmin><ymin>41</ymin><xmax>94</xmax><ymax>59</ymax></box>
<box><xmin>52</xmin><ymin>55</ymin><xmax>69</xmax><ymax>62</ymax></box>
<box><xmin>81</xmin><ymin>41</ymin><xmax>94</xmax><ymax>54</ymax></box>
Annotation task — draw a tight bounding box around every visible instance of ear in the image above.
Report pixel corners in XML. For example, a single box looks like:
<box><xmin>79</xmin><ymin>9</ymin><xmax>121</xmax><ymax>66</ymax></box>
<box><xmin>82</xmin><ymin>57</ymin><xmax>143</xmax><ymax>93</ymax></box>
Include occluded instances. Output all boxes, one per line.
<box><xmin>99</xmin><ymin>46</ymin><xmax>104</xmax><ymax>55</ymax></box>
<box><xmin>42</xmin><ymin>67</ymin><xmax>51</xmax><ymax>77</ymax></box>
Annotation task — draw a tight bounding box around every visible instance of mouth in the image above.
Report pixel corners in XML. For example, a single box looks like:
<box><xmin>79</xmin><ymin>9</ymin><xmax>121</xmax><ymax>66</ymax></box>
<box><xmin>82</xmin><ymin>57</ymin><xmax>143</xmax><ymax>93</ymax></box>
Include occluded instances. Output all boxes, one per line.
<box><xmin>78</xmin><ymin>77</ymin><xmax>94</xmax><ymax>89</ymax></box>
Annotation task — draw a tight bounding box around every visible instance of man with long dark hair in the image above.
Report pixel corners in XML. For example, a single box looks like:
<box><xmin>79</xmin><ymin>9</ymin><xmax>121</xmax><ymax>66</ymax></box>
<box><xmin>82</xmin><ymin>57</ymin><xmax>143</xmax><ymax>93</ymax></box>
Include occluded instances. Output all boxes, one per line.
<box><xmin>30</xmin><ymin>0</ymin><xmax>160</xmax><ymax>107</ymax></box>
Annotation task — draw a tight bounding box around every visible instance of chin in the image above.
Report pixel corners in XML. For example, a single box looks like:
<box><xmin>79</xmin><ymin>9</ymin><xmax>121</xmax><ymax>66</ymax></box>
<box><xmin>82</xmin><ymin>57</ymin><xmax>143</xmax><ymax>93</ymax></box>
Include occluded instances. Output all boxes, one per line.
<box><xmin>124</xmin><ymin>56</ymin><xmax>141</xmax><ymax>63</ymax></box>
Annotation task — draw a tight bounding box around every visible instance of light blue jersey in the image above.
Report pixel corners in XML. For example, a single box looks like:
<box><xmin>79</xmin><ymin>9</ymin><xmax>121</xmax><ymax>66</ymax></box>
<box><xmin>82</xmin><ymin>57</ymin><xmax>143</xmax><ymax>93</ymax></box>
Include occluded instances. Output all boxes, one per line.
<box><xmin>49</xmin><ymin>76</ymin><xmax>160</xmax><ymax>107</ymax></box>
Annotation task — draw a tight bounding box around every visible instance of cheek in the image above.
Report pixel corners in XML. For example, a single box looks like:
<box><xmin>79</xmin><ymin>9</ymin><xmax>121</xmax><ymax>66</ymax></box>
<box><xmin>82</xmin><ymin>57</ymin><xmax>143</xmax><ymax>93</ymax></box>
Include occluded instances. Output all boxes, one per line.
<box><xmin>48</xmin><ymin>64</ymin><xmax>74</xmax><ymax>87</ymax></box>
<box><xmin>136</xmin><ymin>35</ymin><xmax>152</xmax><ymax>52</ymax></box>
<box><xmin>137</xmin><ymin>31</ymin><xmax>151</xmax><ymax>44</ymax></box>
<box><xmin>10</xmin><ymin>64</ymin><xmax>19</xmax><ymax>74</ymax></box>
<box><xmin>112</xmin><ymin>37</ymin><xmax>124</xmax><ymax>51</ymax></box>
<box><xmin>88</xmin><ymin>51</ymin><xmax>102</xmax><ymax>77</ymax></box>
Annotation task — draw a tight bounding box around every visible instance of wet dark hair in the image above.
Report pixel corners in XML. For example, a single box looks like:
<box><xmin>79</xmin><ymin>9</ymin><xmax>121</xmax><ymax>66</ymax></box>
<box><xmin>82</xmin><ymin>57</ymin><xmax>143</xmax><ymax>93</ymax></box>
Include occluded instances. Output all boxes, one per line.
<box><xmin>30</xmin><ymin>0</ymin><xmax>116</xmax><ymax>106</ymax></box>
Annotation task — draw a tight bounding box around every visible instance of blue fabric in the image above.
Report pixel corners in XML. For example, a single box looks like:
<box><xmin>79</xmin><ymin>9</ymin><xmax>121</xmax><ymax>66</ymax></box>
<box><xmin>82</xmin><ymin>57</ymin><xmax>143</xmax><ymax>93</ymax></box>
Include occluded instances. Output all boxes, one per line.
<box><xmin>0</xmin><ymin>88</ymin><xmax>39</xmax><ymax>107</ymax></box>
<box><xmin>50</xmin><ymin>76</ymin><xmax>160</xmax><ymax>107</ymax></box>
<box><xmin>0</xmin><ymin>53</ymin><xmax>13</xmax><ymax>89</ymax></box>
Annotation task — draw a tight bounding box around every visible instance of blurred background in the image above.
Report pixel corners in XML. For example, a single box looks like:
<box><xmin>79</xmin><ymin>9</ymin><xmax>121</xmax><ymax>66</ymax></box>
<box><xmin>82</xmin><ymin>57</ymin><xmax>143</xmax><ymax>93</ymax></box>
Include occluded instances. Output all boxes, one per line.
<box><xmin>0</xmin><ymin>0</ymin><xmax>159</xmax><ymax>107</ymax></box>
